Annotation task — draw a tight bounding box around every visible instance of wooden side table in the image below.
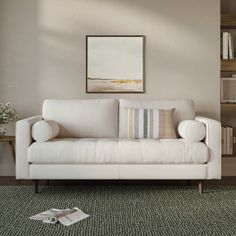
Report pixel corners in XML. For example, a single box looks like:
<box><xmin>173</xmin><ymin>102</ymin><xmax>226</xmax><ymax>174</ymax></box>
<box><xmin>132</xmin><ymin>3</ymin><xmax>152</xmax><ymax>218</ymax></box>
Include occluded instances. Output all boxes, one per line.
<box><xmin>0</xmin><ymin>136</ymin><xmax>15</xmax><ymax>163</ymax></box>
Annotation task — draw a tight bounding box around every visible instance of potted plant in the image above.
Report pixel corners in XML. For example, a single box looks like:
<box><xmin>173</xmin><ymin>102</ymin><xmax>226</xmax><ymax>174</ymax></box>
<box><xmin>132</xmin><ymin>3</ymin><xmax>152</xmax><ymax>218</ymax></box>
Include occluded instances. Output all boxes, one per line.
<box><xmin>0</xmin><ymin>102</ymin><xmax>17</xmax><ymax>136</ymax></box>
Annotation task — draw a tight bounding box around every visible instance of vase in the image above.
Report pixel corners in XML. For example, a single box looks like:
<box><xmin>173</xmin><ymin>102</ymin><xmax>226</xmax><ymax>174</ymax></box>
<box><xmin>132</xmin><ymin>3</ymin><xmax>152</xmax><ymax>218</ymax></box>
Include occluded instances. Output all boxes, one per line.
<box><xmin>0</xmin><ymin>124</ymin><xmax>6</xmax><ymax>136</ymax></box>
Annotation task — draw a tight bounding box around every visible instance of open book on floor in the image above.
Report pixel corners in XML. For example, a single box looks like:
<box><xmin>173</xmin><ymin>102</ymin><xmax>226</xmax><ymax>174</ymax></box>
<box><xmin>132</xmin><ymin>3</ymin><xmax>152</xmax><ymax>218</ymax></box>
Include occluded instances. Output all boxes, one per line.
<box><xmin>30</xmin><ymin>207</ymin><xmax>89</xmax><ymax>226</ymax></box>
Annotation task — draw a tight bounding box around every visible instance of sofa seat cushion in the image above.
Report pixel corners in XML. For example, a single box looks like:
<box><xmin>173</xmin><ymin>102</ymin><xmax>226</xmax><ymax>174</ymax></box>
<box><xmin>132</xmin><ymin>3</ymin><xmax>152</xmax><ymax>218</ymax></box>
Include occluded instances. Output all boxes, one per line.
<box><xmin>28</xmin><ymin>138</ymin><xmax>209</xmax><ymax>164</ymax></box>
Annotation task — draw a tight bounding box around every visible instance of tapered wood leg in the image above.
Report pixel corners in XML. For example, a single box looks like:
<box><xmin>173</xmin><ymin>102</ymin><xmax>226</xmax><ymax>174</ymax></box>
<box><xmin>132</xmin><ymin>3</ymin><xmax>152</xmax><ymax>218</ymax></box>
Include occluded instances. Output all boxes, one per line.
<box><xmin>34</xmin><ymin>180</ymin><xmax>39</xmax><ymax>193</ymax></box>
<box><xmin>198</xmin><ymin>180</ymin><xmax>203</xmax><ymax>194</ymax></box>
<box><xmin>9</xmin><ymin>141</ymin><xmax>15</xmax><ymax>163</ymax></box>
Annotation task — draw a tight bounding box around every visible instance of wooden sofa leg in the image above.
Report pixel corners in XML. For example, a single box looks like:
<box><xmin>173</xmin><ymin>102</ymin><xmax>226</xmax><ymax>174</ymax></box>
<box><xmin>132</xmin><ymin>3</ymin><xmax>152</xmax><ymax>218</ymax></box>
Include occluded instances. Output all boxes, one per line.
<box><xmin>34</xmin><ymin>180</ymin><xmax>39</xmax><ymax>193</ymax></box>
<box><xmin>198</xmin><ymin>180</ymin><xmax>203</xmax><ymax>194</ymax></box>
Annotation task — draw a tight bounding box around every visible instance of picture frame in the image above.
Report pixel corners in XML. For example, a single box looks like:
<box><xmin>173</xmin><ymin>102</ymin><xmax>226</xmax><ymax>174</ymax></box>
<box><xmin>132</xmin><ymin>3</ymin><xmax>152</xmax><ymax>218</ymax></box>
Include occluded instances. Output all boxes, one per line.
<box><xmin>86</xmin><ymin>35</ymin><xmax>145</xmax><ymax>93</ymax></box>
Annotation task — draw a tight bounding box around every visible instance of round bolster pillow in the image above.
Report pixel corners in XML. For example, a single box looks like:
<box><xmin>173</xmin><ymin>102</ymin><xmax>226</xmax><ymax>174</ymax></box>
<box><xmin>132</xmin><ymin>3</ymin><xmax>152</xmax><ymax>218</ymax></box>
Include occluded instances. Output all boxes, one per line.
<box><xmin>32</xmin><ymin>120</ymin><xmax>59</xmax><ymax>142</ymax></box>
<box><xmin>178</xmin><ymin>120</ymin><xmax>206</xmax><ymax>142</ymax></box>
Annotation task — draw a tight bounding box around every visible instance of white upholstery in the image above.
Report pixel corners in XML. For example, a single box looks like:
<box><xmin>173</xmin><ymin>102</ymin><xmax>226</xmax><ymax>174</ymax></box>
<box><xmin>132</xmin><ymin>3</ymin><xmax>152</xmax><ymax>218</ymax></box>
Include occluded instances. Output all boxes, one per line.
<box><xmin>42</xmin><ymin>99</ymin><xmax>118</xmax><ymax>138</ymax></box>
<box><xmin>119</xmin><ymin>99</ymin><xmax>195</xmax><ymax>138</ymax></box>
<box><xmin>178</xmin><ymin>120</ymin><xmax>206</xmax><ymax>142</ymax></box>
<box><xmin>195</xmin><ymin>116</ymin><xmax>221</xmax><ymax>179</ymax></box>
<box><xmin>32</xmin><ymin>120</ymin><xmax>59</xmax><ymax>142</ymax></box>
<box><xmin>28</xmin><ymin>138</ymin><xmax>209</xmax><ymax>164</ymax></box>
<box><xmin>16</xmin><ymin>115</ymin><xmax>42</xmax><ymax>179</ymax></box>
<box><xmin>15</xmin><ymin>99</ymin><xmax>221</xmax><ymax>181</ymax></box>
<box><xmin>29</xmin><ymin>164</ymin><xmax>207</xmax><ymax>180</ymax></box>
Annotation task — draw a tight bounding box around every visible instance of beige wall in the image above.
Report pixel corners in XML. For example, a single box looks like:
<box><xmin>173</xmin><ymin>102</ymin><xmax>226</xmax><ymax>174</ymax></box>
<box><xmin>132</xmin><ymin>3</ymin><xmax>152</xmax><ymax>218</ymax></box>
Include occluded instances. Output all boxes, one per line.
<box><xmin>0</xmin><ymin>0</ymin><xmax>220</xmax><ymax>176</ymax></box>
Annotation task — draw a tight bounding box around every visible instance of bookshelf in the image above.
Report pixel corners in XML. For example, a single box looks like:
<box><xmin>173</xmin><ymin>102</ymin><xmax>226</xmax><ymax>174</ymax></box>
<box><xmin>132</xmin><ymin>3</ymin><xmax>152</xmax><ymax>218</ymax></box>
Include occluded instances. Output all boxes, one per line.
<box><xmin>221</xmin><ymin>15</ymin><xmax>236</xmax><ymax>29</ymax></box>
<box><xmin>222</xmin><ymin>157</ymin><xmax>236</xmax><ymax>176</ymax></box>
<box><xmin>221</xmin><ymin>103</ymin><xmax>236</xmax><ymax>116</ymax></box>
<box><xmin>221</xmin><ymin>59</ymin><xmax>236</xmax><ymax>71</ymax></box>
<box><xmin>221</xmin><ymin>14</ymin><xmax>236</xmax><ymax>176</ymax></box>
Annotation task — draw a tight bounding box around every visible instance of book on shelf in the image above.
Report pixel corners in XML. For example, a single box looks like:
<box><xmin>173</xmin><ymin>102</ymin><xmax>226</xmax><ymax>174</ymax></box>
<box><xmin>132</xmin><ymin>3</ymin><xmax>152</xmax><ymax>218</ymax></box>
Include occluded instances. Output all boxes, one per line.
<box><xmin>233</xmin><ymin>128</ymin><xmax>236</xmax><ymax>156</ymax></box>
<box><xmin>222</xmin><ymin>126</ymin><xmax>227</xmax><ymax>155</ymax></box>
<box><xmin>229</xmin><ymin>33</ymin><xmax>235</xmax><ymax>59</ymax></box>
<box><xmin>223</xmin><ymin>32</ymin><xmax>229</xmax><ymax>59</ymax></box>
<box><xmin>227</xmin><ymin>126</ymin><xmax>233</xmax><ymax>155</ymax></box>
<box><xmin>222</xmin><ymin>32</ymin><xmax>235</xmax><ymax>60</ymax></box>
<box><xmin>222</xmin><ymin>126</ymin><xmax>235</xmax><ymax>156</ymax></box>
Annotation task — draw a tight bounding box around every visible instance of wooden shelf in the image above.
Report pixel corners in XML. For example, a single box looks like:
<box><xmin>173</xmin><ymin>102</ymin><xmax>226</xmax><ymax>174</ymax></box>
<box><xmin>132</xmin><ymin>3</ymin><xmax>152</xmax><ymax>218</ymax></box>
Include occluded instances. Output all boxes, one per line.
<box><xmin>221</xmin><ymin>15</ymin><xmax>236</xmax><ymax>29</ymax></box>
<box><xmin>222</xmin><ymin>154</ymin><xmax>236</xmax><ymax>158</ymax></box>
<box><xmin>221</xmin><ymin>60</ymin><xmax>236</xmax><ymax>72</ymax></box>
<box><xmin>221</xmin><ymin>103</ymin><xmax>236</xmax><ymax>116</ymax></box>
<box><xmin>220</xmin><ymin>15</ymin><xmax>236</xmax><ymax>176</ymax></box>
<box><xmin>221</xmin><ymin>15</ymin><xmax>236</xmax><ymax>72</ymax></box>
<box><xmin>222</xmin><ymin>157</ymin><xmax>236</xmax><ymax>176</ymax></box>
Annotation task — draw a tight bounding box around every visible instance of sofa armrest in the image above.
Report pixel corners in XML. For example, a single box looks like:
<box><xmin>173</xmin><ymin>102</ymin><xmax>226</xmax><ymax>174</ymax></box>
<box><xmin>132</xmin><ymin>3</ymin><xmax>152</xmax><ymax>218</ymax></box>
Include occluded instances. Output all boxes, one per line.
<box><xmin>195</xmin><ymin>116</ymin><xmax>221</xmax><ymax>179</ymax></box>
<box><xmin>16</xmin><ymin>115</ymin><xmax>42</xmax><ymax>179</ymax></box>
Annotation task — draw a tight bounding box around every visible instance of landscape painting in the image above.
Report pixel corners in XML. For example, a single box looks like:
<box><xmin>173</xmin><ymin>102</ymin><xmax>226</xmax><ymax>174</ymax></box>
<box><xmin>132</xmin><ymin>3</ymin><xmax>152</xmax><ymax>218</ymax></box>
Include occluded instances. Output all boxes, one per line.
<box><xmin>86</xmin><ymin>36</ymin><xmax>144</xmax><ymax>93</ymax></box>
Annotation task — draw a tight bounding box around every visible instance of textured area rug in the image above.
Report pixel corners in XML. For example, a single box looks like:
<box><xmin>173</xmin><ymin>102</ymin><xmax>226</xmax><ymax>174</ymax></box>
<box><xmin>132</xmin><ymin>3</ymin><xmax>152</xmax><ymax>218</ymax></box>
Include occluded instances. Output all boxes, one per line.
<box><xmin>0</xmin><ymin>186</ymin><xmax>236</xmax><ymax>236</ymax></box>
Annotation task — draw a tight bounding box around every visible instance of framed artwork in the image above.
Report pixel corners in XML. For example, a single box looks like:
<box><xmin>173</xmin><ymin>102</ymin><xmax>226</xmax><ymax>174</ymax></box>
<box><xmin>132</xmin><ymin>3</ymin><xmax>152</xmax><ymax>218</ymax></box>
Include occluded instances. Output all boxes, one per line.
<box><xmin>86</xmin><ymin>35</ymin><xmax>145</xmax><ymax>93</ymax></box>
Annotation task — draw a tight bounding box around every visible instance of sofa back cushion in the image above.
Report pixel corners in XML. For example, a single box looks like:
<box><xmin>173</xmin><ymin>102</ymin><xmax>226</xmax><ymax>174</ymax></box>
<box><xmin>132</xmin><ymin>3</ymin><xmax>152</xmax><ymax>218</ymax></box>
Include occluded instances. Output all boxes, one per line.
<box><xmin>42</xmin><ymin>99</ymin><xmax>118</xmax><ymax>138</ymax></box>
<box><xmin>119</xmin><ymin>99</ymin><xmax>195</xmax><ymax>138</ymax></box>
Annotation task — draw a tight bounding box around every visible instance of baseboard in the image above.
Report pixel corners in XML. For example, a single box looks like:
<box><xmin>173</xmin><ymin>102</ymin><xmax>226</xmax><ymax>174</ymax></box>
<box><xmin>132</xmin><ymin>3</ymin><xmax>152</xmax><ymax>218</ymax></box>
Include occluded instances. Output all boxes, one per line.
<box><xmin>0</xmin><ymin>176</ymin><xmax>235</xmax><ymax>186</ymax></box>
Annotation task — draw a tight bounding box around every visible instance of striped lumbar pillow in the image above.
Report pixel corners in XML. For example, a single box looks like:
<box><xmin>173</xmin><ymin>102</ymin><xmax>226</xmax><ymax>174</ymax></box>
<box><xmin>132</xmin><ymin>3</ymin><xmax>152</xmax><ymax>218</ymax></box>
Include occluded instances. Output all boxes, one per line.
<box><xmin>125</xmin><ymin>108</ymin><xmax>177</xmax><ymax>139</ymax></box>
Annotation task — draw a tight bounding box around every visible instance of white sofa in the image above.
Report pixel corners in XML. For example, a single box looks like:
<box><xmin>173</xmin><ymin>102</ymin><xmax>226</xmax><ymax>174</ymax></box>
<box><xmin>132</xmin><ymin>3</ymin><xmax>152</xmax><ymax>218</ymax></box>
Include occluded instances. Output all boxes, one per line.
<box><xmin>16</xmin><ymin>99</ymin><xmax>221</xmax><ymax>193</ymax></box>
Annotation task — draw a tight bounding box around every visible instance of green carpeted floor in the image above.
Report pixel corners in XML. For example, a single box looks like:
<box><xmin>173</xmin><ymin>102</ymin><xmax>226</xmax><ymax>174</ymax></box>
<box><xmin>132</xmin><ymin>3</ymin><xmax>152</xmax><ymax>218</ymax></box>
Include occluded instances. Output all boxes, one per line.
<box><xmin>0</xmin><ymin>186</ymin><xmax>236</xmax><ymax>236</ymax></box>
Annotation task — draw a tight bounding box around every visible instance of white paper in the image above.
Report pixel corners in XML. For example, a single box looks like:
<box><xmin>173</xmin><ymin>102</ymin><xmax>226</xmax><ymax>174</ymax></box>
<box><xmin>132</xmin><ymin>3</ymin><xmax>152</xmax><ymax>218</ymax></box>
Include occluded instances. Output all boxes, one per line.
<box><xmin>58</xmin><ymin>208</ymin><xmax>89</xmax><ymax>226</ymax></box>
<box><xmin>29</xmin><ymin>207</ymin><xmax>89</xmax><ymax>226</ymax></box>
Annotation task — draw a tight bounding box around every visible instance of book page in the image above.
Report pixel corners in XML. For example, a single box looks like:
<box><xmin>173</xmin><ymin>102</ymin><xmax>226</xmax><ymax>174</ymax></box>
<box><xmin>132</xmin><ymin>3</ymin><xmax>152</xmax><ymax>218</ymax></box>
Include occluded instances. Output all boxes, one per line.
<box><xmin>58</xmin><ymin>208</ymin><xmax>89</xmax><ymax>226</ymax></box>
